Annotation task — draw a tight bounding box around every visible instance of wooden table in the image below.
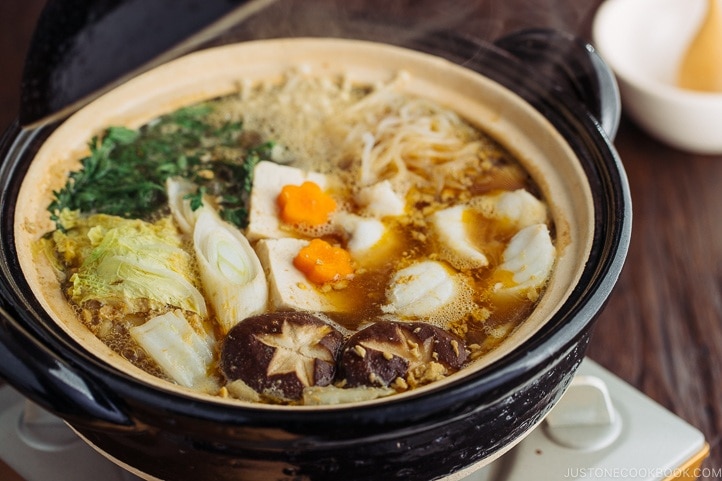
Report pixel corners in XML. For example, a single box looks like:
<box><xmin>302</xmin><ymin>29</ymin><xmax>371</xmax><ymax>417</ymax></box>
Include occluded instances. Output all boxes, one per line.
<box><xmin>1</xmin><ymin>1</ymin><xmax>720</xmax><ymax>480</ymax></box>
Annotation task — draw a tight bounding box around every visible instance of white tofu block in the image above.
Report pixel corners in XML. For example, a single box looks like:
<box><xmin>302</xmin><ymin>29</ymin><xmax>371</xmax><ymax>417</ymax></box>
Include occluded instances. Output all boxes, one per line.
<box><xmin>254</xmin><ymin>238</ymin><xmax>340</xmax><ymax>312</ymax></box>
<box><xmin>246</xmin><ymin>161</ymin><xmax>333</xmax><ymax>241</ymax></box>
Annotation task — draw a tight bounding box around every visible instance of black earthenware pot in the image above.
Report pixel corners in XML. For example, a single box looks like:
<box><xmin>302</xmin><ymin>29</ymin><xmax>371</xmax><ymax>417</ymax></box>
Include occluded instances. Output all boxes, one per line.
<box><xmin>0</xmin><ymin>21</ymin><xmax>630</xmax><ymax>481</ymax></box>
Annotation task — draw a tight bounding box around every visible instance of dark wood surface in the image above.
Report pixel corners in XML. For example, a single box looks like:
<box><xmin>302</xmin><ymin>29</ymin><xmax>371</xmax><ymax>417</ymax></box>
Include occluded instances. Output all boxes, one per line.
<box><xmin>1</xmin><ymin>1</ymin><xmax>720</xmax><ymax>480</ymax></box>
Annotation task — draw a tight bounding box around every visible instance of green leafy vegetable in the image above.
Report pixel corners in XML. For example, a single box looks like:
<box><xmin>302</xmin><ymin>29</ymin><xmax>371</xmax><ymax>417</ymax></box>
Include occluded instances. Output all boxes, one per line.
<box><xmin>49</xmin><ymin>103</ymin><xmax>274</xmax><ymax>230</ymax></box>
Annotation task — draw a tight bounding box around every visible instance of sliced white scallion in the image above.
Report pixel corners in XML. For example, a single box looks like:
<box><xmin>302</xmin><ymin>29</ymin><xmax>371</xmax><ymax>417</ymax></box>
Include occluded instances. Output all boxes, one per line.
<box><xmin>166</xmin><ymin>177</ymin><xmax>204</xmax><ymax>235</ymax></box>
<box><xmin>193</xmin><ymin>208</ymin><xmax>268</xmax><ymax>333</ymax></box>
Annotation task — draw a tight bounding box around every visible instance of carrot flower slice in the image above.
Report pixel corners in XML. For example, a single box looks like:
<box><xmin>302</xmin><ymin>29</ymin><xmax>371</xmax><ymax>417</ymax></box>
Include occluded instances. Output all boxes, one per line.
<box><xmin>277</xmin><ymin>181</ymin><xmax>337</xmax><ymax>226</ymax></box>
<box><xmin>293</xmin><ymin>239</ymin><xmax>354</xmax><ymax>285</ymax></box>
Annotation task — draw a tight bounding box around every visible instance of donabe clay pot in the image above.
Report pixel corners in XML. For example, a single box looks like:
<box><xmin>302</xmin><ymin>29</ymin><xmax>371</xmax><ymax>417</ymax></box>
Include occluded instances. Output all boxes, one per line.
<box><xmin>0</xmin><ymin>35</ymin><xmax>630</xmax><ymax>481</ymax></box>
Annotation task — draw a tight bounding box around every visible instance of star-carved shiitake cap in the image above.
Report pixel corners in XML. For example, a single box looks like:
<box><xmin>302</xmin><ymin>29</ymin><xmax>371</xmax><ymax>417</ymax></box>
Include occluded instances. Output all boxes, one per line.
<box><xmin>220</xmin><ymin>312</ymin><xmax>344</xmax><ymax>401</ymax></box>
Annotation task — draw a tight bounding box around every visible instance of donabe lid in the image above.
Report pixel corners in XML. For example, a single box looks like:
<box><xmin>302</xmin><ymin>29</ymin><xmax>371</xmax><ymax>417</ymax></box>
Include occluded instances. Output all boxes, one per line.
<box><xmin>19</xmin><ymin>0</ymin><xmax>269</xmax><ymax>128</ymax></box>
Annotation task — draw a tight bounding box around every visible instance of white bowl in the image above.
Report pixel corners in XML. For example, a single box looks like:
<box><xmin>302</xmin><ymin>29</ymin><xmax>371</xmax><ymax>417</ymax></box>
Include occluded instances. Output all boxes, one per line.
<box><xmin>593</xmin><ymin>0</ymin><xmax>722</xmax><ymax>154</ymax></box>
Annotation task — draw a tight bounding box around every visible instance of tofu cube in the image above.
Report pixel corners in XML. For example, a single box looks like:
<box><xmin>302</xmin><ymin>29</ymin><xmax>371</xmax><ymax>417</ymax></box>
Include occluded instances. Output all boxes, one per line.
<box><xmin>254</xmin><ymin>238</ymin><xmax>341</xmax><ymax>312</ymax></box>
<box><xmin>246</xmin><ymin>161</ymin><xmax>334</xmax><ymax>241</ymax></box>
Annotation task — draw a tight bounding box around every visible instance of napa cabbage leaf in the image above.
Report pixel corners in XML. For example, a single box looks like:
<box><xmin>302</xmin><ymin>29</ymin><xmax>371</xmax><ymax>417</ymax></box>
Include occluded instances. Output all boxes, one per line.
<box><xmin>61</xmin><ymin>213</ymin><xmax>207</xmax><ymax>316</ymax></box>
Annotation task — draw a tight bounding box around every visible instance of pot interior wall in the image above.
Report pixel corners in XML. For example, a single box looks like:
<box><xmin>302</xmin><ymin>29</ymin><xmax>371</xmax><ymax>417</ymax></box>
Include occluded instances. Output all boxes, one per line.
<box><xmin>13</xmin><ymin>38</ymin><xmax>594</xmax><ymax>408</ymax></box>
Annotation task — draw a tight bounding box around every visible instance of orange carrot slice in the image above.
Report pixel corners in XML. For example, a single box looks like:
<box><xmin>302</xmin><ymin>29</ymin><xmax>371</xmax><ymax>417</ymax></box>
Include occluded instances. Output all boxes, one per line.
<box><xmin>293</xmin><ymin>239</ymin><xmax>354</xmax><ymax>285</ymax></box>
<box><xmin>277</xmin><ymin>181</ymin><xmax>336</xmax><ymax>226</ymax></box>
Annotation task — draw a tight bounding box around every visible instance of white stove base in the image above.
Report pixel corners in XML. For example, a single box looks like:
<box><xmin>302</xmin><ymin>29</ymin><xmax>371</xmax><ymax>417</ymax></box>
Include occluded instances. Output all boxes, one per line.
<box><xmin>0</xmin><ymin>359</ymin><xmax>707</xmax><ymax>481</ymax></box>
<box><xmin>467</xmin><ymin>359</ymin><xmax>707</xmax><ymax>481</ymax></box>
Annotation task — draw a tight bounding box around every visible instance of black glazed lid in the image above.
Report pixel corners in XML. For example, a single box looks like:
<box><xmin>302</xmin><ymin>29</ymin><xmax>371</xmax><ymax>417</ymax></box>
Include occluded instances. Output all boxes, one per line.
<box><xmin>20</xmin><ymin>0</ymin><xmax>620</xmax><ymax>137</ymax></box>
<box><xmin>18</xmin><ymin>0</ymin><xmax>273</xmax><ymax>128</ymax></box>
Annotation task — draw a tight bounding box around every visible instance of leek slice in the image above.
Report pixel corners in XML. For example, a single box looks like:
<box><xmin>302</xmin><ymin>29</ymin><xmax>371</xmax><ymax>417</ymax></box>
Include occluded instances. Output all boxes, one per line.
<box><xmin>166</xmin><ymin>177</ymin><xmax>216</xmax><ymax>235</ymax></box>
<box><xmin>193</xmin><ymin>208</ymin><xmax>268</xmax><ymax>333</ymax></box>
<box><xmin>166</xmin><ymin>177</ymin><xmax>201</xmax><ymax>235</ymax></box>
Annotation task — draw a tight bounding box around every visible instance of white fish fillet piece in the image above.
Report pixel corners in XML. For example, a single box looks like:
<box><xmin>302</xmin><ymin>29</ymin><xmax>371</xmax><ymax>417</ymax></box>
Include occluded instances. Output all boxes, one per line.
<box><xmin>355</xmin><ymin>180</ymin><xmax>406</xmax><ymax>218</ymax></box>
<box><xmin>470</xmin><ymin>189</ymin><xmax>548</xmax><ymax>229</ymax></box>
<box><xmin>334</xmin><ymin>212</ymin><xmax>386</xmax><ymax>256</ymax></box>
<box><xmin>384</xmin><ymin>260</ymin><xmax>458</xmax><ymax>318</ymax></box>
<box><xmin>495</xmin><ymin>223</ymin><xmax>555</xmax><ymax>294</ymax></box>
<box><xmin>430</xmin><ymin>205</ymin><xmax>488</xmax><ymax>270</ymax></box>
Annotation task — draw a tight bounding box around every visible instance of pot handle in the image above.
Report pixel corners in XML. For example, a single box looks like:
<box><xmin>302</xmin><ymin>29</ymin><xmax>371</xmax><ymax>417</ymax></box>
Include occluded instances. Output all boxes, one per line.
<box><xmin>494</xmin><ymin>28</ymin><xmax>621</xmax><ymax>141</ymax></box>
<box><xmin>0</xmin><ymin>306</ymin><xmax>134</xmax><ymax>429</ymax></box>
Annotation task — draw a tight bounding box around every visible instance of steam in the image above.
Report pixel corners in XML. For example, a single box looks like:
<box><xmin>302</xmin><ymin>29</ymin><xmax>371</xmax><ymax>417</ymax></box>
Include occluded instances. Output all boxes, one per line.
<box><xmin>215</xmin><ymin>0</ymin><xmax>602</xmax><ymax>46</ymax></box>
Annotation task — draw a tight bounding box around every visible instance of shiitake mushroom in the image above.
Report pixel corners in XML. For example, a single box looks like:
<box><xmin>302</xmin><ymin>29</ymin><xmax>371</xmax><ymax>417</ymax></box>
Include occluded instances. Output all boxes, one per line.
<box><xmin>338</xmin><ymin>321</ymin><xmax>469</xmax><ymax>389</ymax></box>
<box><xmin>220</xmin><ymin>312</ymin><xmax>344</xmax><ymax>401</ymax></box>
<box><xmin>221</xmin><ymin>314</ymin><xmax>470</xmax><ymax>402</ymax></box>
